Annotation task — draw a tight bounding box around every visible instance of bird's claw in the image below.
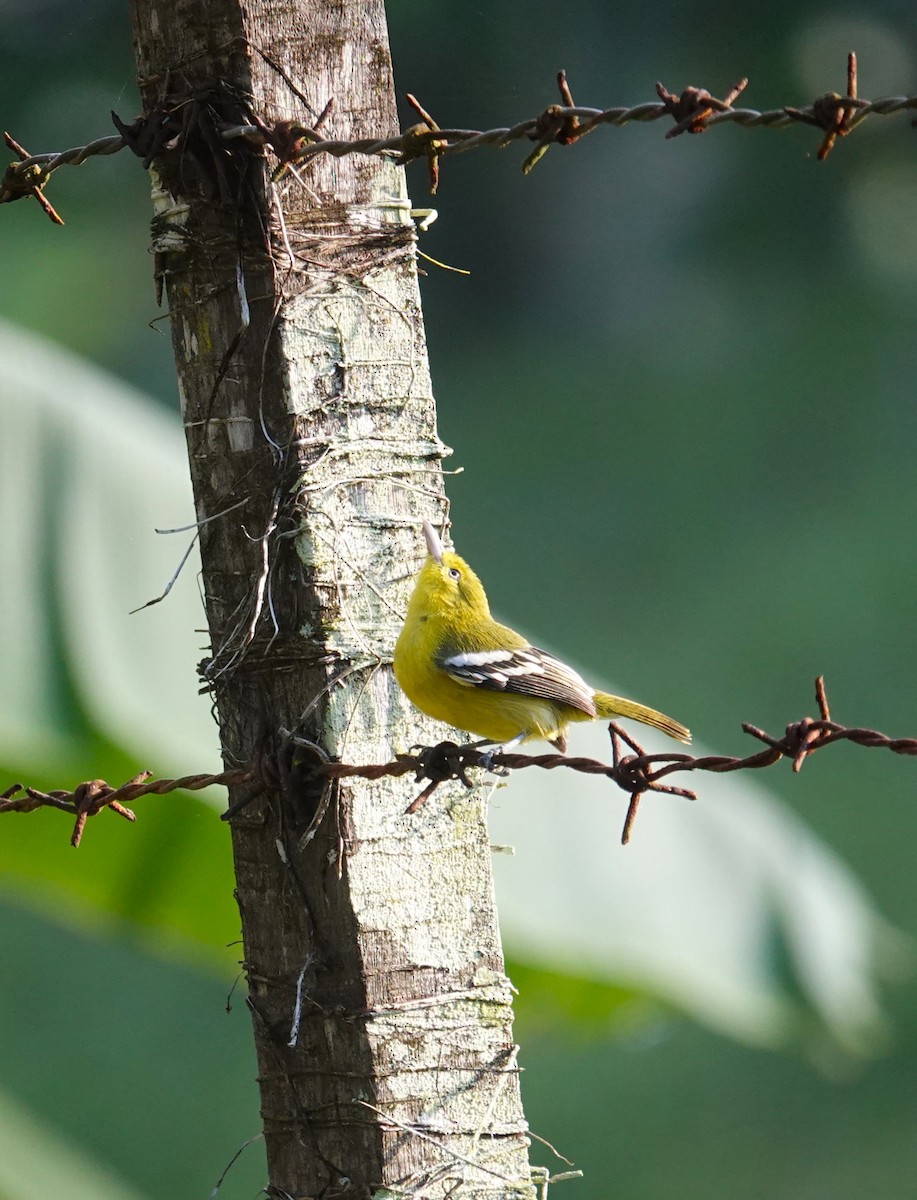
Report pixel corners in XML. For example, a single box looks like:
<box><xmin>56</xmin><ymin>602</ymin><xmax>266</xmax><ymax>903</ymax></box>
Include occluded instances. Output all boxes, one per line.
<box><xmin>475</xmin><ymin>748</ymin><xmax>510</xmax><ymax>776</ymax></box>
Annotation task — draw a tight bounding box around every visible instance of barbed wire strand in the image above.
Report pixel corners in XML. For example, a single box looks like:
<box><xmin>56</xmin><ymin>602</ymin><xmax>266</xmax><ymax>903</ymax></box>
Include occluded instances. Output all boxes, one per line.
<box><xmin>4</xmin><ymin>54</ymin><xmax>917</xmax><ymax>220</ymax></box>
<box><xmin>4</xmin><ymin>677</ymin><xmax>915</xmax><ymax>848</ymax></box>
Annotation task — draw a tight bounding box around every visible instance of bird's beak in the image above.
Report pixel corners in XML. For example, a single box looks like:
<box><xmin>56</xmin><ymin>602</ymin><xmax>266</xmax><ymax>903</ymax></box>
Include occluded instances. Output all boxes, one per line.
<box><xmin>422</xmin><ymin>519</ymin><xmax>445</xmax><ymax>564</ymax></box>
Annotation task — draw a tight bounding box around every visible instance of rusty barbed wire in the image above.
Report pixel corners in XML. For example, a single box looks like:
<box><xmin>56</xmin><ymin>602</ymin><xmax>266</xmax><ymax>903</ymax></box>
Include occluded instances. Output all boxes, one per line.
<box><xmin>0</xmin><ymin>767</ymin><xmax>256</xmax><ymax>848</ymax></box>
<box><xmin>0</xmin><ymin>130</ymin><xmax>126</xmax><ymax>222</ymax></box>
<box><xmin>4</xmin><ymin>678</ymin><xmax>916</xmax><ymax>848</ymax></box>
<box><xmin>784</xmin><ymin>50</ymin><xmax>867</xmax><ymax>160</ymax></box>
<box><xmin>3</xmin><ymin>55</ymin><xmax>916</xmax><ymax>222</ymax></box>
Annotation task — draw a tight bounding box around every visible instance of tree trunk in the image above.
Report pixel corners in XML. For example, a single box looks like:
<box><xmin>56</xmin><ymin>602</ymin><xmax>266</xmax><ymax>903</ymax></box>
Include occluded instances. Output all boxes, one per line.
<box><xmin>128</xmin><ymin>2</ymin><xmax>536</xmax><ymax>1197</ymax></box>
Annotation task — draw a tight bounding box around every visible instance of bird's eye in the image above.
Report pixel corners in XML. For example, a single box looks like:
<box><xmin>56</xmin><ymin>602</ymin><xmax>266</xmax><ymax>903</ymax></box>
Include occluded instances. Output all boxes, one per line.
<box><xmin>448</xmin><ymin>567</ymin><xmax>461</xmax><ymax>580</ymax></box>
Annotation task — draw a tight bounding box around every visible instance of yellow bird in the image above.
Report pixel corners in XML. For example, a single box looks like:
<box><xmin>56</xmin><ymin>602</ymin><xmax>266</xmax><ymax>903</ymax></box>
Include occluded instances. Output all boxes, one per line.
<box><xmin>393</xmin><ymin>521</ymin><xmax>690</xmax><ymax>753</ymax></box>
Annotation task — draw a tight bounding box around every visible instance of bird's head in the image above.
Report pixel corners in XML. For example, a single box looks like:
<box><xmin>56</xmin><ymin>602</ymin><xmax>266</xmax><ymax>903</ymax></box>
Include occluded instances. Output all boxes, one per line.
<box><xmin>412</xmin><ymin>519</ymin><xmax>491</xmax><ymax>619</ymax></box>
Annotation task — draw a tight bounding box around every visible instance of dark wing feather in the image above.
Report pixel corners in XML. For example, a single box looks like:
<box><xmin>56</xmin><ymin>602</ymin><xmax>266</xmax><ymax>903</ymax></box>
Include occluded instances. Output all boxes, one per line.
<box><xmin>438</xmin><ymin>644</ymin><xmax>596</xmax><ymax>717</ymax></box>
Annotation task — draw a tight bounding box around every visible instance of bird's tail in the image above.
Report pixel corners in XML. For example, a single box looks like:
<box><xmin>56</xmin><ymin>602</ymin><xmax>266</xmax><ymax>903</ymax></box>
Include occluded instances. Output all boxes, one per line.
<box><xmin>593</xmin><ymin>691</ymin><xmax>691</xmax><ymax>744</ymax></box>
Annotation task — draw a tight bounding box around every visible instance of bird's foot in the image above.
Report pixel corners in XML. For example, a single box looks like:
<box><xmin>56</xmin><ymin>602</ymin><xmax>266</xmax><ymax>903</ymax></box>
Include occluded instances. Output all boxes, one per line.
<box><xmin>473</xmin><ymin>734</ymin><xmax>524</xmax><ymax>774</ymax></box>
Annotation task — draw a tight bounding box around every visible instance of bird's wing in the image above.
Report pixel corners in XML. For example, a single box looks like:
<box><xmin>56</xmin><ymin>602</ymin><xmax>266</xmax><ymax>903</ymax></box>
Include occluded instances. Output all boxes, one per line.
<box><xmin>438</xmin><ymin>645</ymin><xmax>596</xmax><ymax>717</ymax></box>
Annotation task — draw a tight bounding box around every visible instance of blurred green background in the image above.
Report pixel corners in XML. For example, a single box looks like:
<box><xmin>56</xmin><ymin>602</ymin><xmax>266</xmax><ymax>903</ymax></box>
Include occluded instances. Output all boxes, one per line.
<box><xmin>3</xmin><ymin>1</ymin><xmax>917</xmax><ymax>1197</ymax></box>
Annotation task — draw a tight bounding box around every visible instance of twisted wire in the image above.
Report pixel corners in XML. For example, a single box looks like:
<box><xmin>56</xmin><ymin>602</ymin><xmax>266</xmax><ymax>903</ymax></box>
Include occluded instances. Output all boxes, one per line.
<box><xmin>16</xmin><ymin>134</ymin><xmax>127</xmax><ymax>172</ymax></box>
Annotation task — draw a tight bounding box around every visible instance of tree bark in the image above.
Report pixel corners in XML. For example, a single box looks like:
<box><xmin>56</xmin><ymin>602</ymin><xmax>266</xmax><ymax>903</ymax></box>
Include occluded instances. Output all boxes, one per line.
<box><xmin>128</xmin><ymin>2</ymin><xmax>536</xmax><ymax>1197</ymax></box>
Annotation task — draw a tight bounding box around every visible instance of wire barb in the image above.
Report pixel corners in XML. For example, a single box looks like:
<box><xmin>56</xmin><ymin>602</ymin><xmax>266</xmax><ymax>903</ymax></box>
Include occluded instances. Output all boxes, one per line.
<box><xmin>1</xmin><ymin>131</ymin><xmax>64</xmax><ymax>223</ymax></box>
<box><xmin>250</xmin><ymin>99</ymin><xmax>334</xmax><ymax>182</ymax></box>
<box><xmin>522</xmin><ymin>70</ymin><xmax>588</xmax><ymax>174</ymax></box>
<box><xmin>398</xmin><ymin>94</ymin><xmax>448</xmax><ymax>193</ymax></box>
<box><xmin>785</xmin><ymin>51</ymin><xmax>867</xmax><ymax>160</ymax></box>
<box><xmin>655</xmin><ymin>77</ymin><xmax>748</xmax><ymax>137</ymax></box>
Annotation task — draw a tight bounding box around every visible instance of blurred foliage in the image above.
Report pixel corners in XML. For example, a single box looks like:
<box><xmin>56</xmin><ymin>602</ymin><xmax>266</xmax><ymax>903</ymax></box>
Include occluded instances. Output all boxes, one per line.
<box><xmin>504</xmin><ymin>958</ymin><xmax>659</xmax><ymax>1035</ymax></box>
<box><xmin>0</xmin><ymin>898</ymin><xmax>265</xmax><ymax>1200</ymax></box>
<box><xmin>3</xmin><ymin>1</ymin><xmax>917</xmax><ymax>1198</ymax></box>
